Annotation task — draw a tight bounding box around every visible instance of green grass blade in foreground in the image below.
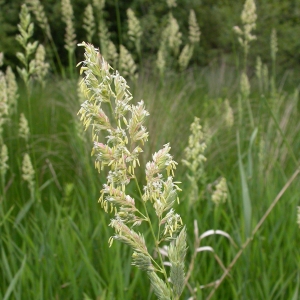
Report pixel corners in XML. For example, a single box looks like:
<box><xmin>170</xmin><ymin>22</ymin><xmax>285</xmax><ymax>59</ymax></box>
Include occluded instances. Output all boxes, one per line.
<box><xmin>291</xmin><ymin>274</ymin><xmax>299</xmax><ymax>300</ymax></box>
<box><xmin>237</xmin><ymin>131</ymin><xmax>252</xmax><ymax>238</ymax></box>
<box><xmin>247</xmin><ymin>127</ymin><xmax>258</xmax><ymax>178</ymax></box>
<box><xmin>3</xmin><ymin>255</ymin><xmax>26</xmax><ymax>300</ymax></box>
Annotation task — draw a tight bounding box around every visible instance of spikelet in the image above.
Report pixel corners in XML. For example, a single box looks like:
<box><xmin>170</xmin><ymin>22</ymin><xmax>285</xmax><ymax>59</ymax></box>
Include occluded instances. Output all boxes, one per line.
<box><xmin>224</xmin><ymin>99</ymin><xmax>234</xmax><ymax>128</ymax></box>
<box><xmin>107</xmin><ymin>40</ymin><xmax>119</xmax><ymax>68</ymax></box>
<box><xmin>61</xmin><ymin>0</ymin><xmax>77</xmax><ymax>54</ymax></box>
<box><xmin>270</xmin><ymin>28</ymin><xmax>278</xmax><ymax>63</ymax></box>
<box><xmin>5</xmin><ymin>67</ymin><xmax>19</xmax><ymax>116</ymax></box>
<box><xmin>233</xmin><ymin>0</ymin><xmax>257</xmax><ymax>59</ymax></box>
<box><xmin>92</xmin><ymin>0</ymin><xmax>105</xmax><ymax>12</ymax></box>
<box><xmin>156</xmin><ymin>45</ymin><xmax>167</xmax><ymax>77</ymax></box>
<box><xmin>78</xmin><ymin>42</ymin><xmax>186</xmax><ymax>298</ymax></box>
<box><xmin>98</xmin><ymin>18</ymin><xmax>110</xmax><ymax>58</ymax></box>
<box><xmin>182</xmin><ymin>117</ymin><xmax>207</xmax><ymax>204</ymax></box>
<box><xmin>34</xmin><ymin>44</ymin><xmax>49</xmax><ymax>86</ymax></box>
<box><xmin>255</xmin><ymin>56</ymin><xmax>262</xmax><ymax>86</ymax></box>
<box><xmin>168</xmin><ymin>14</ymin><xmax>182</xmax><ymax>56</ymax></box>
<box><xmin>166</xmin><ymin>0</ymin><xmax>177</xmax><ymax>8</ymax></box>
<box><xmin>19</xmin><ymin>113</ymin><xmax>30</xmax><ymax>144</ymax></box>
<box><xmin>127</xmin><ymin>8</ymin><xmax>142</xmax><ymax>54</ymax></box>
<box><xmin>0</xmin><ymin>144</ymin><xmax>9</xmax><ymax>178</ymax></box>
<box><xmin>83</xmin><ymin>4</ymin><xmax>95</xmax><ymax>43</ymax></box>
<box><xmin>211</xmin><ymin>177</ymin><xmax>228</xmax><ymax>206</ymax></box>
<box><xmin>119</xmin><ymin>45</ymin><xmax>138</xmax><ymax>81</ymax></box>
<box><xmin>16</xmin><ymin>4</ymin><xmax>38</xmax><ymax>87</ymax></box>
<box><xmin>240</xmin><ymin>72</ymin><xmax>250</xmax><ymax>99</ymax></box>
<box><xmin>0</xmin><ymin>53</ymin><xmax>3</xmax><ymax>66</ymax></box>
<box><xmin>25</xmin><ymin>0</ymin><xmax>51</xmax><ymax>38</ymax></box>
<box><xmin>22</xmin><ymin>153</ymin><xmax>35</xmax><ymax>194</ymax></box>
<box><xmin>297</xmin><ymin>206</ymin><xmax>300</xmax><ymax>228</ymax></box>
<box><xmin>0</xmin><ymin>72</ymin><xmax>8</xmax><ymax>140</ymax></box>
<box><xmin>262</xmin><ymin>64</ymin><xmax>269</xmax><ymax>93</ymax></box>
<box><xmin>188</xmin><ymin>9</ymin><xmax>200</xmax><ymax>44</ymax></box>
<box><xmin>178</xmin><ymin>44</ymin><xmax>194</xmax><ymax>71</ymax></box>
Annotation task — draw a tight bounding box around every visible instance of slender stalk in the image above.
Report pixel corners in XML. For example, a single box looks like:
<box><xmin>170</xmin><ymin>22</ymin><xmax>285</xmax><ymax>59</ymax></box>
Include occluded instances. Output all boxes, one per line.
<box><xmin>206</xmin><ymin>168</ymin><xmax>300</xmax><ymax>300</ymax></box>
<box><xmin>114</xmin><ymin>0</ymin><xmax>122</xmax><ymax>47</ymax></box>
<box><xmin>134</xmin><ymin>177</ymin><xmax>170</xmax><ymax>285</ymax></box>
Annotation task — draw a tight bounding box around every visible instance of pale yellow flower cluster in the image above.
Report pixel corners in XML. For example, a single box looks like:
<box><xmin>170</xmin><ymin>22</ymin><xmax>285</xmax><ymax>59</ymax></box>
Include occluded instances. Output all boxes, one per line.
<box><xmin>224</xmin><ymin>99</ymin><xmax>234</xmax><ymax>128</ymax></box>
<box><xmin>19</xmin><ymin>113</ymin><xmax>30</xmax><ymax>144</ymax></box>
<box><xmin>211</xmin><ymin>177</ymin><xmax>228</xmax><ymax>206</ymax></box>
<box><xmin>0</xmin><ymin>73</ymin><xmax>8</xmax><ymax>139</ymax></box>
<box><xmin>156</xmin><ymin>13</ymin><xmax>182</xmax><ymax>74</ymax></box>
<box><xmin>178</xmin><ymin>44</ymin><xmax>193</xmax><ymax>71</ymax></box>
<box><xmin>5</xmin><ymin>67</ymin><xmax>19</xmax><ymax>115</ymax></box>
<box><xmin>0</xmin><ymin>144</ymin><xmax>9</xmax><ymax>178</ymax></box>
<box><xmin>34</xmin><ymin>44</ymin><xmax>49</xmax><ymax>86</ymax></box>
<box><xmin>16</xmin><ymin>4</ymin><xmax>38</xmax><ymax>88</ymax></box>
<box><xmin>61</xmin><ymin>0</ymin><xmax>77</xmax><ymax>53</ymax></box>
<box><xmin>182</xmin><ymin>117</ymin><xmax>207</xmax><ymax>204</ymax></box>
<box><xmin>270</xmin><ymin>29</ymin><xmax>278</xmax><ymax>63</ymax></box>
<box><xmin>166</xmin><ymin>0</ymin><xmax>177</xmax><ymax>8</ymax></box>
<box><xmin>92</xmin><ymin>0</ymin><xmax>105</xmax><ymax>12</ymax></box>
<box><xmin>78</xmin><ymin>42</ymin><xmax>186</xmax><ymax>299</ymax></box>
<box><xmin>22</xmin><ymin>153</ymin><xmax>35</xmax><ymax>194</ymax></box>
<box><xmin>119</xmin><ymin>45</ymin><xmax>138</xmax><ymax>81</ymax></box>
<box><xmin>83</xmin><ymin>4</ymin><xmax>95</xmax><ymax>43</ymax></box>
<box><xmin>233</xmin><ymin>0</ymin><xmax>257</xmax><ymax>59</ymax></box>
<box><xmin>189</xmin><ymin>9</ymin><xmax>201</xmax><ymax>44</ymax></box>
<box><xmin>127</xmin><ymin>8</ymin><xmax>142</xmax><ymax>54</ymax></box>
<box><xmin>240</xmin><ymin>72</ymin><xmax>250</xmax><ymax>99</ymax></box>
<box><xmin>26</xmin><ymin>0</ymin><xmax>51</xmax><ymax>38</ymax></box>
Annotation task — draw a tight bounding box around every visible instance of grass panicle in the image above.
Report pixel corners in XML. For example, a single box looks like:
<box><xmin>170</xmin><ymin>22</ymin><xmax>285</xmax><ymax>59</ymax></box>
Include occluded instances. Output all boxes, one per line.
<box><xmin>78</xmin><ymin>41</ymin><xmax>187</xmax><ymax>299</ymax></box>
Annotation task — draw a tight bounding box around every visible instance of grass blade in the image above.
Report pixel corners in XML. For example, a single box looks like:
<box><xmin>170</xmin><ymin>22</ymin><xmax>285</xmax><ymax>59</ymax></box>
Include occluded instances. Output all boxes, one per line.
<box><xmin>3</xmin><ymin>255</ymin><xmax>26</xmax><ymax>300</ymax></box>
<box><xmin>237</xmin><ymin>131</ymin><xmax>252</xmax><ymax>238</ymax></box>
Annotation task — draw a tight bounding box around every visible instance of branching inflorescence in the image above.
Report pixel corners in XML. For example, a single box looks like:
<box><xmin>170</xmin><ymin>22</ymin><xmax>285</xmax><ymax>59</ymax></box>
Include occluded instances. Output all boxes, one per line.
<box><xmin>77</xmin><ymin>42</ymin><xmax>187</xmax><ymax>300</ymax></box>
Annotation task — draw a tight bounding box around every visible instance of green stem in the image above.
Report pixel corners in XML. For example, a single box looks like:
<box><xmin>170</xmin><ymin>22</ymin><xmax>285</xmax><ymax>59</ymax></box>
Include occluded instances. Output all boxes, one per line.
<box><xmin>114</xmin><ymin>0</ymin><xmax>122</xmax><ymax>47</ymax></box>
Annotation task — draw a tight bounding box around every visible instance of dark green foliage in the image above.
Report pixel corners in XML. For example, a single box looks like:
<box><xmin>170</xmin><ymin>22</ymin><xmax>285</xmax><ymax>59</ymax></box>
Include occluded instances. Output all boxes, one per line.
<box><xmin>1</xmin><ymin>0</ymin><xmax>300</xmax><ymax>75</ymax></box>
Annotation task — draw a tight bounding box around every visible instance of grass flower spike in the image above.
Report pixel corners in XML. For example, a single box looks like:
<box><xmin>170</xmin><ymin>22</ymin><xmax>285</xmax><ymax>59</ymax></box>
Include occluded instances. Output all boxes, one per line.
<box><xmin>83</xmin><ymin>4</ymin><xmax>95</xmax><ymax>43</ymax></box>
<box><xmin>166</xmin><ymin>0</ymin><xmax>177</xmax><ymax>8</ymax></box>
<box><xmin>178</xmin><ymin>44</ymin><xmax>193</xmax><ymax>71</ymax></box>
<box><xmin>5</xmin><ymin>67</ymin><xmax>19</xmax><ymax>115</ymax></box>
<box><xmin>34</xmin><ymin>44</ymin><xmax>49</xmax><ymax>86</ymax></box>
<box><xmin>16</xmin><ymin>4</ymin><xmax>38</xmax><ymax>89</ymax></box>
<box><xmin>127</xmin><ymin>8</ymin><xmax>142</xmax><ymax>55</ymax></box>
<box><xmin>78</xmin><ymin>42</ymin><xmax>187</xmax><ymax>299</ymax></box>
<box><xmin>188</xmin><ymin>10</ymin><xmax>200</xmax><ymax>44</ymax></box>
<box><xmin>0</xmin><ymin>72</ymin><xmax>8</xmax><ymax>140</ymax></box>
<box><xmin>182</xmin><ymin>117</ymin><xmax>207</xmax><ymax>204</ymax></box>
<box><xmin>0</xmin><ymin>144</ymin><xmax>9</xmax><ymax>179</ymax></box>
<box><xmin>119</xmin><ymin>45</ymin><xmax>138</xmax><ymax>81</ymax></box>
<box><xmin>19</xmin><ymin>113</ymin><xmax>30</xmax><ymax>145</ymax></box>
<box><xmin>233</xmin><ymin>0</ymin><xmax>257</xmax><ymax>69</ymax></box>
<box><xmin>25</xmin><ymin>0</ymin><xmax>51</xmax><ymax>38</ymax></box>
<box><xmin>22</xmin><ymin>153</ymin><xmax>35</xmax><ymax>196</ymax></box>
<box><xmin>211</xmin><ymin>177</ymin><xmax>228</xmax><ymax>206</ymax></box>
<box><xmin>61</xmin><ymin>0</ymin><xmax>77</xmax><ymax>54</ymax></box>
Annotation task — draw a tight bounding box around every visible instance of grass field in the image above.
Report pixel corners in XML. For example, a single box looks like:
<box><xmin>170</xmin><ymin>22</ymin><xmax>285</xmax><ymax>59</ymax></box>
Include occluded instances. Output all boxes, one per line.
<box><xmin>0</xmin><ymin>1</ymin><xmax>300</xmax><ymax>299</ymax></box>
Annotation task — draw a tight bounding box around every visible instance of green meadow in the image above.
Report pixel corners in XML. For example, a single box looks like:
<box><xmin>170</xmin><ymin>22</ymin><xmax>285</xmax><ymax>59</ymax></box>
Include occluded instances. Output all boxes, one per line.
<box><xmin>0</xmin><ymin>0</ymin><xmax>299</xmax><ymax>299</ymax></box>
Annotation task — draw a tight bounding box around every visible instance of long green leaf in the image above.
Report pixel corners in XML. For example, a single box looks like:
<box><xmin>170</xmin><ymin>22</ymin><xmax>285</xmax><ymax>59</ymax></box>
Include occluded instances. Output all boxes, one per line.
<box><xmin>3</xmin><ymin>255</ymin><xmax>26</xmax><ymax>300</ymax></box>
<box><xmin>237</xmin><ymin>131</ymin><xmax>252</xmax><ymax>237</ymax></box>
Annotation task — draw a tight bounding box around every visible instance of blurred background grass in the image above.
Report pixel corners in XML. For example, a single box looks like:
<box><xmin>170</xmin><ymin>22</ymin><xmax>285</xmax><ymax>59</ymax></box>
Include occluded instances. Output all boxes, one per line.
<box><xmin>0</xmin><ymin>0</ymin><xmax>300</xmax><ymax>299</ymax></box>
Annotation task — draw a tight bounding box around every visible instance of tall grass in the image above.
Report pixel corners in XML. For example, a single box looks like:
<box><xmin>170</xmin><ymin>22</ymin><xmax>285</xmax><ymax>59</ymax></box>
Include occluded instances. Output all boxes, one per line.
<box><xmin>0</xmin><ymin>0</ymin><xmax>299</xmax><ymax>299</ymax></box>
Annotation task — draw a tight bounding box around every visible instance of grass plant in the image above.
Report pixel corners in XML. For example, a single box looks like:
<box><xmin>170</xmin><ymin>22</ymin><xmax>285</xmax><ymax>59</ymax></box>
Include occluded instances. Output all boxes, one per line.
<box><xmin>0</xmin><ymin>0</ymin><xmax>299</xmax><ymax>299</ymax></box>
